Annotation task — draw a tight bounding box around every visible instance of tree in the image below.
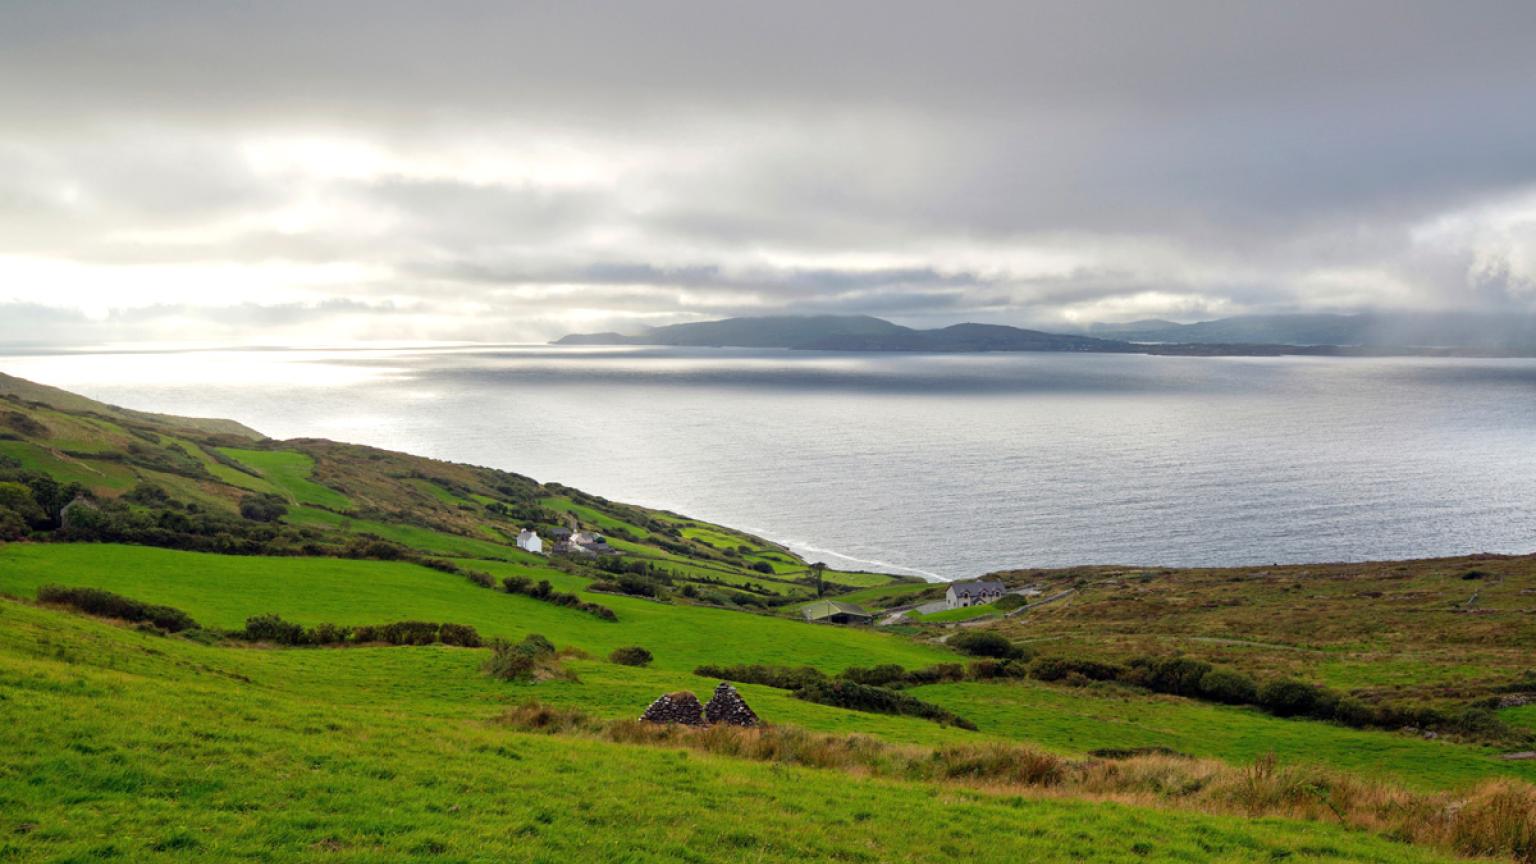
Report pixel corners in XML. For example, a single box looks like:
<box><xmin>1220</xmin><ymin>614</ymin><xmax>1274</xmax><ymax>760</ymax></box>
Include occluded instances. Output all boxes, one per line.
<box><xmin>811</xmin><ymin>561</ymin><xmax>827</xmax><ymax>598</ymax></box>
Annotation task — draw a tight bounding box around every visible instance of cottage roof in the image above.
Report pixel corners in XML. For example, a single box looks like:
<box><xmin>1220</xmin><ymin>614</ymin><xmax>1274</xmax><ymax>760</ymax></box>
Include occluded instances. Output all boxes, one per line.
<box><xmin>947</xmin><ymin>580</ymin><xmax>1006</xmax><ymax>597</ymax></box>
<box><xmin>801</xmin><ymin>600</ymin><xmax>873</xmax><ymax>621</ymax></box>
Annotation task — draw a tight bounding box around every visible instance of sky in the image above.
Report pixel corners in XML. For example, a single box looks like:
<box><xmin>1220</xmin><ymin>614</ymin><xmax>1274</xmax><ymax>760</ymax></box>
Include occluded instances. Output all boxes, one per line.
<box><xmin>2</xmin><ymin>0</ymin><xmax>1536</xmax><ymax>345</ymax></box>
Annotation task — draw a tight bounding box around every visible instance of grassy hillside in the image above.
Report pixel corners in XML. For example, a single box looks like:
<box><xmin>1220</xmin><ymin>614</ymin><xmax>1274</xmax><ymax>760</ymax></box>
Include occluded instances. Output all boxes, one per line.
<box><xmin>0</xmin><ymin>596</ymin><xmax>1475</xmax><ymax>864</ymax></box>
<box><xmin>4</xmin><ymin>372</ymin><xmax>1536</xmax><ymax>862</ymax></box>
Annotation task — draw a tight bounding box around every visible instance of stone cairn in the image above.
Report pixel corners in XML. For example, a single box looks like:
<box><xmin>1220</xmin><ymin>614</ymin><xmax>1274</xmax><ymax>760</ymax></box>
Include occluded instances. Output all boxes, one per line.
<box><xmin>703</xmin><ymin>682</ymin><xmax>761</xmax><ymax>728</ymax></box>
<box><xmin>639</xmin><ymin>683</ymin><xmax>761</xmax><ymax>727</ymax></box>
<box><xmin>639</xmin><ymin>691</ymin><xmax>708</xmax><ymax>726</ymax></box>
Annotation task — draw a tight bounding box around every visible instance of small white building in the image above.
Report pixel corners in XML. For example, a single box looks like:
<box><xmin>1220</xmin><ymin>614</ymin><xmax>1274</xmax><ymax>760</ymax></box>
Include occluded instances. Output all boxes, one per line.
<box><xmin>945</xmin><ymin>580</ymin><xmax>1006</xmax><ymax>609</ymax></box>
<box><xmin>516</xmin><ymin>528</ymin><xmax>543</xmax><ymax>555</ymax></box>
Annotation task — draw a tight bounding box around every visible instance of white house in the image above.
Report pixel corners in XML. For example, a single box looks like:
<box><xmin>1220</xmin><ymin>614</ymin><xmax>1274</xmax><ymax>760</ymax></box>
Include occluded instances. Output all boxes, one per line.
<box><xmin>945</xmin><ymin>580</ymin><xmax>1006</xmax><ymax>609</ymax></box>
<box><xmin>516</xmin><ymin>528</ymin><xmax>543</xmax><ymax>555</ymax></box>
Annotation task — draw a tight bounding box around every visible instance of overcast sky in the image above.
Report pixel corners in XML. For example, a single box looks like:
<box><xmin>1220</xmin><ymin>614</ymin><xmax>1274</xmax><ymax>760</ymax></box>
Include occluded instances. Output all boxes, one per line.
<box><xmin>2</xmin><ymin>1</ymin><xmax>1535</xmax><ymax>345</ymax></box>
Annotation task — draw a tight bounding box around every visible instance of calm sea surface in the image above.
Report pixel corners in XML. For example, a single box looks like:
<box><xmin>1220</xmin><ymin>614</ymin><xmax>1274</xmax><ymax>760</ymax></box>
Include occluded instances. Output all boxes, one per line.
<box><xmin>4</xmin><ymin>345</ymin><xmax>1534</xmax><ymax>579</ymax></box>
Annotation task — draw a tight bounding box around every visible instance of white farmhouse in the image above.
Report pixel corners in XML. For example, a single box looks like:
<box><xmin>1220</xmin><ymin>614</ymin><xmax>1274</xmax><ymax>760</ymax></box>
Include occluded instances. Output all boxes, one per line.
<box><xmin>516</xmin><ymin>528</ymin><xmax>543</xmax><ymax>555</ymax></box>
<box><xmin>945</xmin><ymin>580</ymin><xmax>1006</xmax><ymax>609</ymax></box>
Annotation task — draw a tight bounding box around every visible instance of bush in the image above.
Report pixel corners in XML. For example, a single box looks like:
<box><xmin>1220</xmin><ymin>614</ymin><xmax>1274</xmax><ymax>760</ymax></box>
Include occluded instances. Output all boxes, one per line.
<box><xmin>465</xmin><ymin>570</ymin><xmax>494</xmax><ymax>588</ymax></box>
<box><xmin>1027</xmin><ymin>656</ymin><xmax>1123</xmax><ymax>682</ymax></box>
<box><xmin>694</xmin><ymin>663</ymin><xmax>828</xmax><ymax>691</ymax></box>
<box><xmin>379</xmin><ymin>620</ymin><xmax>440</xmax><ymax>646</ymax></box>
<box><xmin>485</xmin><ymin>633</ymin><xmax>568</xmax><ymax>682</ymax></box>
<box><xmin>750</xmin><ymin>561</ymin><xmax>774</xmax><ymax>574</ymax></box>
<box><xmin>241</xmin><ymin>613</ymin><xmax>308</xmax><ymax>645</ymax></box>
<box><xmin>840</xmin><ymin>664</ymin><xmax>908</xmax><ymax>687</ymax></box>
<box><xmin>439</xmin><ymin>622</ymin><xmax>483</xmax><ymax>647</ymax></box>
<box><xmin>1257</xmin><ymin>679</ymin><xmax>1330</xmax><ymax>718</ymax></box>
<box><xmin>794</xmin><ymin>680</ymin><xmax>977</xmax><ymax>730</ymax></box>
<box><xmin>994</xmin><ymin>594</ymin><xmax>1027</xmax><ymax>611</ymax></box>
<box><xmin>238</xmin><ymin>493</ymin><xmax>289</xmax><ymax>523</ymax></box>
<box><xmin>37</xmin><ymin>584</ymin><xmax>199</xmax><ymax>633</ymax></box>
<box><xmin>609</xmin><ymin>646</ymin><xmax>653</xmax><ymax>667</ymax></box>
<box><xmin>948</xmin><ymin>632</ymin><xmax>1018</xmax><ymax>659</ymax></box>
<box><xmin>1198</xmin><ymin>668</ymin><xmax>1259</xmax><ymax>704</ymax></box>
<box><xmin>905</xmin><ymin>663</ymin><xmax>969</xmax><ymax>685</ymax></box>
<box><xmin>1127</xmin><ymin>656</ymin><xmax>1213</xmax><ymax>697</ymax></box>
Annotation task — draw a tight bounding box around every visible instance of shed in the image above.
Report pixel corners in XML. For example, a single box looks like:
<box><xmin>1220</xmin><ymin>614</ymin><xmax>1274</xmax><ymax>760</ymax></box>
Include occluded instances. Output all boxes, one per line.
<box><xmin>801</xmin><ymin>600</ymin><xmax>874</xmax><ymax>625</ymax></box>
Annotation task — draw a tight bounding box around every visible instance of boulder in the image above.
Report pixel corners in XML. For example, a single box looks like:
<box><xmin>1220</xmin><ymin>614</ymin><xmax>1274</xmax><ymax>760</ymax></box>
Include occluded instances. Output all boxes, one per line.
<box><xmin>639</xmin><ymin>691</ymin><xmax>706</xmax><ymax>725</ymax></box>
<box><xmin>703</xmin><ymin>681</ymin><xmax>761</xmax><ymax>727</ymax></box>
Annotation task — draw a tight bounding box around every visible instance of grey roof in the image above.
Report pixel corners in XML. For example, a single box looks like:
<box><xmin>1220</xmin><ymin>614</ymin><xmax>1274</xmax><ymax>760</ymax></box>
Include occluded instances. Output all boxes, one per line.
<box><xmin>948</xmin><ymin>580</ymin><xmax>1006</xmax><ymax>597</ymax></box>
<box><xmin>801</xmin><ymin>600</ymin><xmax>873</xmax><ymax>621</ymax></box>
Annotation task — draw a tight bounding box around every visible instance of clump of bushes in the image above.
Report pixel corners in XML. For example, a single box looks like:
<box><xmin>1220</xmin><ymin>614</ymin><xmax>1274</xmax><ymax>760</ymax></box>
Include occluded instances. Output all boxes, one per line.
<box><xmin>694</xmin><ymin>663</ymin><xmax>829</xmax><ymax>690</ymax></box>
<box><xmin>948</xmin><ymin>631</ymin><xmax>1032</xmax><ymax>660</ymax></box>
<box><xmin>237</xmin><ymin>614</ymin><xmax>482</xmax><ymax>648</ymax></box>
<box><xmin>485</xmin><ymin>633</ymin><xmax>574</xmax><ymax>683</ymax></box>
<box><xmin>501</xmin><ymin>576</ymin><xmax>617</xmax><ymax>621</ymax></box>
<box><xmin>588</xmin><ymin>574</ymin><xmax>666</xmax><ymax>599</ymax></box>
<box><xmin>37</xmin><ymin>584</ymin><xmax>198</xmax><ymax>632</ymax></box>
<box><xmin>238</xmin><ymin>493</ymin><xmax>289</xmax><ymax>523</ymax></box>
<box><xmin>794</xmin><ymin>680</ymin><xmax>977</xmax><ymax>730</ymax></box>
<box><xmin>609</xmin><ymin>646</ymin><xmax>653</xmax><ymax>667</ymax></box>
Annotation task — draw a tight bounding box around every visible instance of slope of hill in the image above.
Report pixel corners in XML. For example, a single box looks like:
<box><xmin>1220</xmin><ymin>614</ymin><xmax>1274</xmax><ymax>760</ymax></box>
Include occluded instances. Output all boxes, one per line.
<box><xmin>5</xmin><ymin>374</ymin><xmax>1536</xmax><ymax>862</ymax></box>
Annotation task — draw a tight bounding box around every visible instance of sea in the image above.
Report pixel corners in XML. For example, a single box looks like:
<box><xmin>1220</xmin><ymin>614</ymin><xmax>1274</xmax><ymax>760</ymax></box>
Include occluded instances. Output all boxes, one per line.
<box><xmin>4</xmin><ymin>344</ymin><xmax>1533</xmax><ymax>581</ymax></box>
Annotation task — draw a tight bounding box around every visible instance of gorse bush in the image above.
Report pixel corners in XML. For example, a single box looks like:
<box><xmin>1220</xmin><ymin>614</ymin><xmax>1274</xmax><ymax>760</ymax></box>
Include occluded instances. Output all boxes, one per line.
<box><xmin>37</xmin><ymin>584</ymin><xmax>198</xmax><ymax>633</ymax></box>
<box><xmin>948</xmin><ymin>631</ymin><xmax>1030</xmax><ymax>660</ymax></box>
<box><xmin>609</xmin><ymin>646</ymin><xmax>653</xmax><ymax>667</ymax></box>
<box><xmin>484</xmin><ymin>633</ymin><xmax>573</xmax><ymax>683</ymax></box>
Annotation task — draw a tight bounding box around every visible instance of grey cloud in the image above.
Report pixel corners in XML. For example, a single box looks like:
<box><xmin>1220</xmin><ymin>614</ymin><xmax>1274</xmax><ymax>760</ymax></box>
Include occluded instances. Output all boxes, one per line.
<box><xmin>3</xmin><ymin>1</ymin><xmax>1536</xmax><ymax>343</ymax></box>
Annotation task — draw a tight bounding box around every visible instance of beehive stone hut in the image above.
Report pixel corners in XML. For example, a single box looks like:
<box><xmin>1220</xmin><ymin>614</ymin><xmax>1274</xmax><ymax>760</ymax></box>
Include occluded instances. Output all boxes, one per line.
<box><xmin>639</xmin><ymin>691</ymin><xmax>706</xmax><ymax>725</ymax></box>
<box><xmin>703</xmin><ymin>682</ymin><xmax>761</xmax><ymax>727</ymax></box>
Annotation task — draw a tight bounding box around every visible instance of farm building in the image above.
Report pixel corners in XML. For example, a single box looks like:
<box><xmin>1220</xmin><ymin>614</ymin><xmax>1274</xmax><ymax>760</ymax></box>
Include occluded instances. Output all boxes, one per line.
<box><xmin>801</xmin><ymin>600</ymin><xmax>874</xmax><ymax>625</ymax></box>
<box><xmin>945</xmin><ymin>580</ymin><xmax>1006</xmax><ymax>609</ymax></box>
<box><xmin>516</xmin><ymin>529</ymin><xmax>543</xmax><ymax>554</ymax></box>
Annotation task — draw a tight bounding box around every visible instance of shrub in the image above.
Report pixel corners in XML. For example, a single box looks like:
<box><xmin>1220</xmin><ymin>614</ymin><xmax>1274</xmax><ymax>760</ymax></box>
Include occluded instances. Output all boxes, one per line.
<box><xmin>793</xmin><ymin>680</ymin><xmax>977</xmax><ymax>730</ymax></box>
<box><xmin>694</xmin><ymin>663</ymin><xmax>827</xmax><ymax>691</ymax></box>
<box><xmin>948</xmin><ymin>631</ymin><xmax>1018</xmax><ymax>659</ymax></box>
<box><xmin>379</xmin><ymin>620</ymin><xmax>440</xmax><ymax>646</ymax></box>
<box><xmin>485</xmin><ymin>634</ymin><xmax>571</xmax><ymax>683</ymax></box>
<box><xmin>439</xmin><ymin>623</ymin><xmax>483</xmax><ymax>647</ymax></box>
<box><xmin>906</xmin><ymin>663</ymin><xmax>969</xmax><ymax>685</ymax></box>
<box><xmin>1127</xmin><ymin>656</ymin><xmax>1214</xmax><ymax>697</ymax></box>
<box><xmin>37</xmin><ymin>585</ymin><xmax>199</xmax><ymax>633</ymax></box>
<box><xmin>309</xmin><ymin>622</ymin><xmax>353</xmax><ymax>644</ymax></box>
<box><xmin>1198</xmin><ymin>668</ymin><xmax>1259</xmax><ymax>705</ymax></box>
<box><xmin>241</xmin><ymin>613</ymin><xmax>308</xmax><ymax>645</ymax></box>
<box><xmin>1027</xmin><ymin>656</ymin><xmax>1123</xmax><ymax>682</ymax></box>
<box><xmin>994</xmin><ymin>594</ymin><xmax>1028</xmax><ymax>611</ymax></box>
<box><xmin>840</xmin><ymin>664</ymin><xmax>908</xmax><ymax>687</ymax></box>
<box><xmin>1257</xmin><ymin>679</ymin><xmax>1330</xmax><ymax>718</ymax></box>
<box><xmin>609</xmin><ymin>646</ymin><xmax>653</xmax><ymax>667</ymax></box>
<box><xmin>238</xmin><ymin>493</ymin><xmax>288</xmax><ymax>523</ymax></box>
<box><xmin>465</xmin><ymin>570</ymin><xmax>494</xmax><ymax>588</ymax></box>
<box><xmin>750</xmin><ymin>561</ymin><xmax>774</xmax><ymax>574</ymax></box>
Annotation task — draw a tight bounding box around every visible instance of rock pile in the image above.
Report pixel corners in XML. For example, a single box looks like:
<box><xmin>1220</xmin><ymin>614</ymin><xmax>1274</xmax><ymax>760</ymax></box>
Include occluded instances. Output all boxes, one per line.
<box><xmin>639</xmin><ymin>691</ymin><xmax>707</xmax><ymax>725</ymax></box>
<box><xmin>638</xmin><ymin>683</ymin><xmax>763</xmax><ymax>727</ymax></box>
<box><xmin>704</xmin><ymin>682</ymin><xmax>761</xmax><ymax>727</ymax></box>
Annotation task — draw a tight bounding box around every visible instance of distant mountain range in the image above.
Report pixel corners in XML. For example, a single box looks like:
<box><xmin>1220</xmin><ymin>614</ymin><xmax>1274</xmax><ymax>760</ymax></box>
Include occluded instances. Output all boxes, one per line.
<box><xmin>557</xmin><ymin>315</ymin><xmax>1131</xmax><ymax>353</ymax></box>
<box><xmin>1089</xmin><ymin>312</ymin><xmax>1536</xmax><ymax>352</ymax></box>
<box><xmin>556</xmin><ymin>312</ymin><xmax>1536</xmax><ymax>356</ymax></box>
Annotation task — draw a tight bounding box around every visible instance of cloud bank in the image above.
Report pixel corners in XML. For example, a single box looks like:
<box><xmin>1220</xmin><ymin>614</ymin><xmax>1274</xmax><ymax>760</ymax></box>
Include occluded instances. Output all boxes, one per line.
<box><xmin>2</xmin><ymin>0</ymin><xmax>1535</xmax><ymax>344</ymax></box>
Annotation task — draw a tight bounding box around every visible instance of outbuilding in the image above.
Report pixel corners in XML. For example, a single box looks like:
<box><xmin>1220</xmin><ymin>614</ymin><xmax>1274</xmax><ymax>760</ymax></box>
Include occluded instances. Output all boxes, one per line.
<box><xmin>801</xmin><ymin>600</ymin><xmax>875</xmax><ymax>625</ymax></box>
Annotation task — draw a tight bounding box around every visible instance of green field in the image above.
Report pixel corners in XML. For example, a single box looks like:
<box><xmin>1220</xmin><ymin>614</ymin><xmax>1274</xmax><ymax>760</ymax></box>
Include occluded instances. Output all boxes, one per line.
<box><xmin>0</xmin><ymin>598</ymin><xmax>1456</xmax><ymax>863</ymax></box>
<box><xmin>218</xmin><ymin>448</ymin><xmax>353</xmax><ymax>510</ymax></box>
<box><xmin>0</xmin><ymin>544</ymin><xmax>948</xmax><ymax>676</ymax></box>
